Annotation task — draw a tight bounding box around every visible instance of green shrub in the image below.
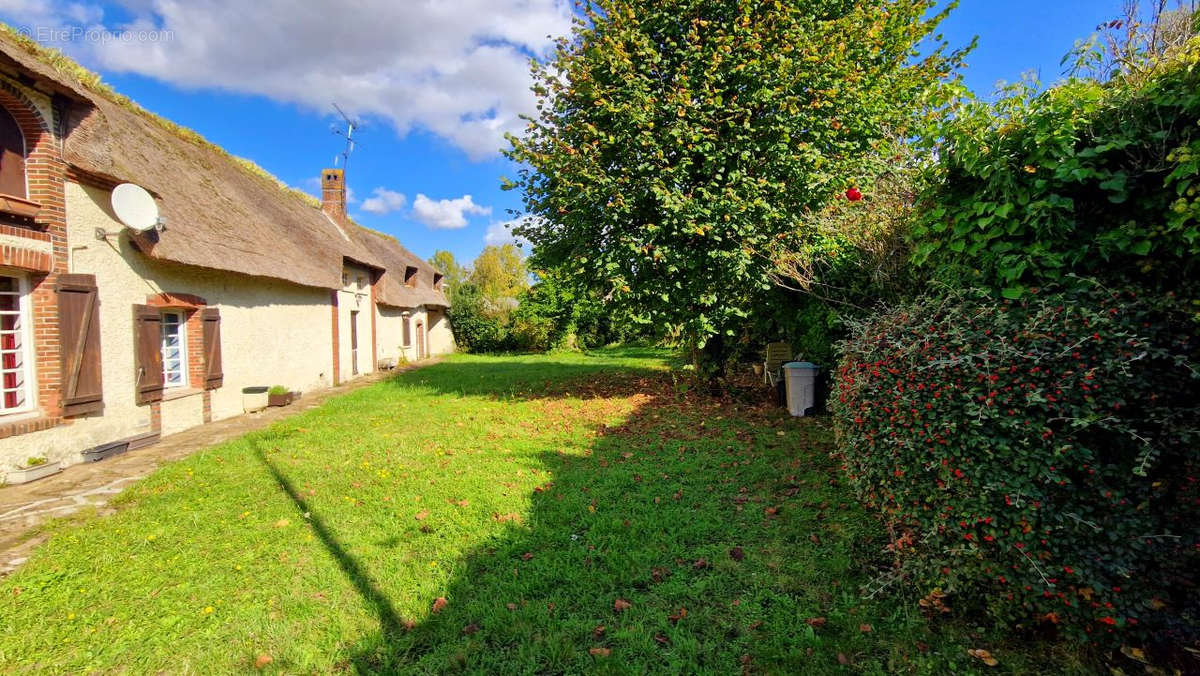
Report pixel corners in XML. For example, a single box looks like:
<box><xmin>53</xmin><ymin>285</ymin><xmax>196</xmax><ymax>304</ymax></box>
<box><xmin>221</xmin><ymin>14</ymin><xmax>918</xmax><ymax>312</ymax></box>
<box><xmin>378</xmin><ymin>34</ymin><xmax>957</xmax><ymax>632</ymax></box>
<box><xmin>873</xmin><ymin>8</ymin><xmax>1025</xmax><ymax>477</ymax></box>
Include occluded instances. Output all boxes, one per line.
<box><xmin>268</xmin><ymin>385</ymin><xmax>289</xmax><ymax>396</ymax></box>
<box><xmin>914</xmin><ymin>40</ymin><xmax>1200</xmax><ymax>302</ymax></box>
<box><xmin>832</xmin><ymin>286</ymin><xmax>1199</xmax><ymax>645</ymax></box>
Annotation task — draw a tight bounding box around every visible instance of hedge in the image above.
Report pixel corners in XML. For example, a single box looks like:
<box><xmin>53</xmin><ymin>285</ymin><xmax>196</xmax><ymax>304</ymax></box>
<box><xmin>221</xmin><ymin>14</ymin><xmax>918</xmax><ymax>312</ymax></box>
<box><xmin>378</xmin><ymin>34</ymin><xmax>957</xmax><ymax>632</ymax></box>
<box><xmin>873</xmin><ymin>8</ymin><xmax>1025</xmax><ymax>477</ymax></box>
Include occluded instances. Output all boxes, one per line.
<box><xmin>832</xmin><ymin>286</ymin><xmax>1199</xmax><ymax>644</ymax></box>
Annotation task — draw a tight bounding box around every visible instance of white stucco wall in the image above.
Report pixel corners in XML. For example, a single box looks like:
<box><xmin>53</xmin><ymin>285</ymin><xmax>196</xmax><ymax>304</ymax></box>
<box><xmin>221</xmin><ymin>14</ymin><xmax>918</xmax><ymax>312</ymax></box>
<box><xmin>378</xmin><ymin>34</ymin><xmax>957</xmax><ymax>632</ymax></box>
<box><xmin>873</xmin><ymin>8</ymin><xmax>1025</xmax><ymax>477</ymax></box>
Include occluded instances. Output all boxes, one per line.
<box><xmin>0</xmin><ymin>181</ymin><xmax>336</xmax><ymax>476</ymax></box>
<box><xmin>375</xmin><ymin>304</ymin><xmax>412</xmax><ymax>365</ymax></box>
<box><xmin>427</xmin><ymin>308</ymin><xmax>455</xmax><ymax>356</ymax></box>
<box><xmin>375</xmin><ymin>305</ymin><xmax>454</xmax><ymax>365</ymax></box>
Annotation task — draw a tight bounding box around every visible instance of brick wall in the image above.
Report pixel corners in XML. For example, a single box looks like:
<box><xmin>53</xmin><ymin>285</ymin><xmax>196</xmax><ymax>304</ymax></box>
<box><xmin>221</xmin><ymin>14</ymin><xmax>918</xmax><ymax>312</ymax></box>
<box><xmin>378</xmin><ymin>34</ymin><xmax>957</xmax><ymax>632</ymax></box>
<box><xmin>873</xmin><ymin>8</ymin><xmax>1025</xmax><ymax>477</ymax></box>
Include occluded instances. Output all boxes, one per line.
<box><xmin>0</xmin><ymin>81</ymin><xmax>68</xmax><ymax>427</ymax></box>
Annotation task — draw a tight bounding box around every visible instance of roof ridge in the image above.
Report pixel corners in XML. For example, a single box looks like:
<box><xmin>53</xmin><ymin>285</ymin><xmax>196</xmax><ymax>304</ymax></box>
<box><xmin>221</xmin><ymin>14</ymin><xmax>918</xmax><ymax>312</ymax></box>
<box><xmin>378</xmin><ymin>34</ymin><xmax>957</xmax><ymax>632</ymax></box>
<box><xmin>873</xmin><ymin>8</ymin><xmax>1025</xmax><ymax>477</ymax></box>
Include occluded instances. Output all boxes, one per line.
<box><xmin>0</xmin><ymin>23</ymin><xmax>320</xmax><ymax>209</ymax></box>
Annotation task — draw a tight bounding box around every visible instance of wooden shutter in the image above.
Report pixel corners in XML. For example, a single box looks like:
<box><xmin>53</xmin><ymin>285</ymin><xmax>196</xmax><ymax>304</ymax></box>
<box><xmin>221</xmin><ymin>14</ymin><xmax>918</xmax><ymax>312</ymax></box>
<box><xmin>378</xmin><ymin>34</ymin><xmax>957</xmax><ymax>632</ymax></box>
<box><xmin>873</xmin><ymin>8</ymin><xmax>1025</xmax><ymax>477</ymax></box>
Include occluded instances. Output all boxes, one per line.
<box><xmin>133</xmin><ymin>304</ymin><xmax>164</xmax><ymax>404</ymax></box>
<box><xmin>201</xmin><ymin>307</ymin><xmax>223</xmax><ymax>389</ymax></box>
<box><xmin>0</xmin><ymin>107</ymin><xmax>25</xmax><ymax>199</ymax></box>
<box><xmin>57</xmin><ymin>274</ymin><xmax>103</xmax><ymax>417</ymax></box>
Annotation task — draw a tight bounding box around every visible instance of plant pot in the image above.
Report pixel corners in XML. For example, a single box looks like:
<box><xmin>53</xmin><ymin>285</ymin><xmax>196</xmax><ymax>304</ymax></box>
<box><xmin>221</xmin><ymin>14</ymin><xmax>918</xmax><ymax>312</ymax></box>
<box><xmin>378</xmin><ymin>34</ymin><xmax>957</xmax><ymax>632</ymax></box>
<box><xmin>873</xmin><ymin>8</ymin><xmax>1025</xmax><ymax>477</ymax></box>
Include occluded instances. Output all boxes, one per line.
<box><xmin>267</xmin><ymin>392</ymin><xmax>294</xmax><ymax>407</ymax></box>
<box><xmin>6</xmin><ymin>460</ymin><xmax>61</xmax><ymax>484</ymax></box>
<box><xmin>242</xmin><ymin>386</ymin><xmax>269</xmax><ymax>413</ymax></box>
<box><xmin>82</xmin><ymin>440</ymin><xmax>130</xmax><ymax>462</ymax></box>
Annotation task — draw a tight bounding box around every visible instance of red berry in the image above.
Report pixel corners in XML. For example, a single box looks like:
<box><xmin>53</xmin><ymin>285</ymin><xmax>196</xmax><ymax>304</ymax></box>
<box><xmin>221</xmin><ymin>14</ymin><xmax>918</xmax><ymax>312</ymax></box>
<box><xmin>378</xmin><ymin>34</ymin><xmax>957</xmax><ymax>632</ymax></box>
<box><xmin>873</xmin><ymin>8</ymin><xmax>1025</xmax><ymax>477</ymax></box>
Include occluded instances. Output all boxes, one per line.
<box><xmin>845</xmin><ymin>187</ymin><xmax>863</xmax><ymax>201</ymax></box>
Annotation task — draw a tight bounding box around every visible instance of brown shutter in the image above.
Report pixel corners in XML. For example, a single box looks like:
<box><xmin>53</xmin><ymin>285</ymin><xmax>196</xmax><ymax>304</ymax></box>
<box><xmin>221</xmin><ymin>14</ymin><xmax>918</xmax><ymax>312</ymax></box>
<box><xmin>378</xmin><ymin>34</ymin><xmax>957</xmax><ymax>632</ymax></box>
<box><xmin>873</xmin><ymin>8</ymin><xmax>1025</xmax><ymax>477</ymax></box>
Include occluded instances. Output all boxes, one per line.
<box><xmin>201</xmin><ymin>307</ymin><xmax>223</xmax><ymax>389</ymax></box>
<box><xmin>0</xmin><ymin>107</ymin><xmax>25</xmax><ymax>199</ymax></box>
<box><xmin>133</xmin><ymin>304</ymin><xmax>164</xmax><ymax>404</ymax></box>
<box><xmin>57</xmin><ymin>274</ymin><xmax>103</xmax><ymax>417</ymax></box>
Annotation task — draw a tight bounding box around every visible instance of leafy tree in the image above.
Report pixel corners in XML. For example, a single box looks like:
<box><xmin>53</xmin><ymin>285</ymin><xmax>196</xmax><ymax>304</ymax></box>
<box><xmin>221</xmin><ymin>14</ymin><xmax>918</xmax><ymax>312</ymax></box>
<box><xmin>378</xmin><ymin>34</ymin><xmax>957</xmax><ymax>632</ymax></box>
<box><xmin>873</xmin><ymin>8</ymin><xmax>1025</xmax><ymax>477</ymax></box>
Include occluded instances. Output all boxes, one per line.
<box><xmin>470</xmin><ymin>244</ymin><xmax>529</xmax><ymax>309</ymax></box>
<box><xmin>428</xmin><ymin>249</ymin><xmax>468</xmax><ymax>291</ymax></box>
<box><xmin>506</xmin><ymin>0</ymin><xmax>969</xmax><ymax>377</ymax></box>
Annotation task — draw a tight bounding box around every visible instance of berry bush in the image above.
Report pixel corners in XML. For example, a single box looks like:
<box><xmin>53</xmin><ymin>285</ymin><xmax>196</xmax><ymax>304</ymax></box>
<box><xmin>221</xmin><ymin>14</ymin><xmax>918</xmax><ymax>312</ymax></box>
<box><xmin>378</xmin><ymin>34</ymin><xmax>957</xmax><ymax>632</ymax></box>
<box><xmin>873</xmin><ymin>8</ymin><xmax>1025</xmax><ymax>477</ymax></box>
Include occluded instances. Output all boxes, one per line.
<box><xmin>832</xmin><ymin>286</ymin><xmax>1200</xmax><ymax>644</ymax></box>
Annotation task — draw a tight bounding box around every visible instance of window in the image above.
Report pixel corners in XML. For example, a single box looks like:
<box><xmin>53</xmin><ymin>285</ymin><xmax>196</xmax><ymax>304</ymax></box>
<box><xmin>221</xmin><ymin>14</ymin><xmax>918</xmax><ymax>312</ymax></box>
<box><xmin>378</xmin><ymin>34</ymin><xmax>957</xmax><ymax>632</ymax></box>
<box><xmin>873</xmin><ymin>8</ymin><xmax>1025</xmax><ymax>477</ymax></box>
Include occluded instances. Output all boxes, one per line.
<box><xmin>404</xmin><ymin>266</ymin><xmax>418</xmax><ymax>287</ymax></box>
<box><xmin>356</xmin><ymin>275</ymin><xmax>366</xmax><ymax>290</ymax></box>
<box><xmin>433</xmin><ymin>273</ymin><xmax>443</xmax><ymax>290</ymax></box>
<box><xmin>160</xmin><ymin>310</ymin><xmax>188</xmax><ymax>388</ymax></box>
<box><xmin>0</xmin><ymin>274</ymin><xmax>32</xmax><ymax>414</ymax></box>
<box><xmin>402</xmin><ymin>313</ymin><xmax>412</xmax><ymax>348</ymax></box>
<box><xmin>0</xmin><ymin>106</ymin><xmax>25</xmax><ymax>199</ymax></box>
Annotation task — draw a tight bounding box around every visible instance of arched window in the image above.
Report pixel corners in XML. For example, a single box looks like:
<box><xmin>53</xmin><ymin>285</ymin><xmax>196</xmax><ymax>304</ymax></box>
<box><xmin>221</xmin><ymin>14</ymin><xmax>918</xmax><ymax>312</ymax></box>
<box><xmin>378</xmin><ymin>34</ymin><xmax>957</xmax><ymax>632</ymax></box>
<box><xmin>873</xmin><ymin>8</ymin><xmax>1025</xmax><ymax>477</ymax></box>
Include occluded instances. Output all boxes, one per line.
<box><xmin>0</xmin><ymin>106</ymin><xmax>25</xmax><ymax>199</ymax></box>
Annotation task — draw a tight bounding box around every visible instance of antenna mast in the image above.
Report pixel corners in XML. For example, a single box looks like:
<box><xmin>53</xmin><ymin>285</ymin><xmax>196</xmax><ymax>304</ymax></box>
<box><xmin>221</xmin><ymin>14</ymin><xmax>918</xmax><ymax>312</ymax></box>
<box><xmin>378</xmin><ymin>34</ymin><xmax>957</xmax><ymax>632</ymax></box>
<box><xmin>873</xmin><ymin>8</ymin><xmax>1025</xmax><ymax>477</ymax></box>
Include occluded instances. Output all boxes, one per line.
<box><xmin>331</xmin><ymin>102</ymin><xmax>363</xmax><ymax>173</ymax></box>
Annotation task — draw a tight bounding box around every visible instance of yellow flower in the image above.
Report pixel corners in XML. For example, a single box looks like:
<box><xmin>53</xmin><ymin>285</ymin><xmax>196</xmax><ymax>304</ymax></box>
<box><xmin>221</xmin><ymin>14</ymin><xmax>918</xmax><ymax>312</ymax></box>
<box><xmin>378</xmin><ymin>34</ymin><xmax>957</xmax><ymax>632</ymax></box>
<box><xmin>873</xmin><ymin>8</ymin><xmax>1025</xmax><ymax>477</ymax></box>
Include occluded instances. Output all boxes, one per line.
<box><xmin>67</xmin><ymin>613</ymin><xmax>75</xmax><ymax>620</ymax></box>
<box><xmin>203</xmin><ymin>606</ymin><xmax>214</xmax><ymax>614</ymax></box>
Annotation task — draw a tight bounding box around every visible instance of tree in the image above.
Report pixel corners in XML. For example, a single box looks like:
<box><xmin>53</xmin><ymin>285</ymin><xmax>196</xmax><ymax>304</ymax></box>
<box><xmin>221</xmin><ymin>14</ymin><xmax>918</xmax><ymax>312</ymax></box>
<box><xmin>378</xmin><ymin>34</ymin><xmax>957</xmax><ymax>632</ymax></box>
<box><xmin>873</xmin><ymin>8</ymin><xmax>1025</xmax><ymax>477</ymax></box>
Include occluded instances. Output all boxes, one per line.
<box><xmin>470</xmin><ymin>243</ymin><xmax>529</xmax><ymax>309</ymax></box>
<box><xmin>506</xmin><ymin>0</ymin><xmax>969</xmax><ymax>377</ymax></box>
<box><xmin>428</xmin><ymin>249</ymin><xmax>468</xmax><ymax>291</ymax></box>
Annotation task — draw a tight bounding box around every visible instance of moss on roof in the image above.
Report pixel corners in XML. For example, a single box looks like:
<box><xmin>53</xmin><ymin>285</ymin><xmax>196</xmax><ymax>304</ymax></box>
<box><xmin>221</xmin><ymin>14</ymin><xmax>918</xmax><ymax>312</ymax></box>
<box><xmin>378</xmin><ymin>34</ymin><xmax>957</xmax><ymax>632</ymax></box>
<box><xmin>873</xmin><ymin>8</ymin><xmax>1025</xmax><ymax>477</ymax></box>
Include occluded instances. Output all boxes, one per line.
<box><xmin>0</xmin><ymin>23</ymin><xmax>320</xmax><ymax>208</ymax></box>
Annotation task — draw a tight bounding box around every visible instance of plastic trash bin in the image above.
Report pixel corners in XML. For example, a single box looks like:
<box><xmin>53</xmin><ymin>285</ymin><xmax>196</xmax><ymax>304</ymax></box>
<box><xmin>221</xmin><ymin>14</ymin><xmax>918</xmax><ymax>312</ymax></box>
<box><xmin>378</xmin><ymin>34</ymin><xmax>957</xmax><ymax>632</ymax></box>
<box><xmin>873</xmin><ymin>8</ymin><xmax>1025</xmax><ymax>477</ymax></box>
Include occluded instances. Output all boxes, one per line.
<box><xmin>783</xmin><ymin>361</ymin><xmax>821</xmax><ymax>417</ymax></box>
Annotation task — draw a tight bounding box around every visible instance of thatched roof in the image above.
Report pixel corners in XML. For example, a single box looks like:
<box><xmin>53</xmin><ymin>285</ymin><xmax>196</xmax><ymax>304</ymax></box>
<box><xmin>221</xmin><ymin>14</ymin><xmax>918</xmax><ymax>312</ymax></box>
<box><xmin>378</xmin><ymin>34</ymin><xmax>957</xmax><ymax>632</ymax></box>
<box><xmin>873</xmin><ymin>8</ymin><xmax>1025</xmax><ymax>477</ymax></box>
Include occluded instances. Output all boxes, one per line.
<box><xmin>347</xmin><ymin>225</ymin><xmax>448</xmax><ymax>308</ymax></box>
<box><xmin>0</xmin><ymin>28</ymin><xmax>447</xmax><ymax>308</ymax></box>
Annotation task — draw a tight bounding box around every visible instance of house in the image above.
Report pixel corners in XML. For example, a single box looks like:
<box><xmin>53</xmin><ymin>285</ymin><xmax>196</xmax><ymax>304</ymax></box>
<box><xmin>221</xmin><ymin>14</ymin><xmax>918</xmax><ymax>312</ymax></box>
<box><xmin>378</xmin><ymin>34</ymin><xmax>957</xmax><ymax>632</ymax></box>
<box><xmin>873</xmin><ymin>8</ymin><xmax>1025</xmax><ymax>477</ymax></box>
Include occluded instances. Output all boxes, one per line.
<box><xmin>0</xmin><ymin>29</ymin><xmax>452</xmax><ymax>480</ymax></box>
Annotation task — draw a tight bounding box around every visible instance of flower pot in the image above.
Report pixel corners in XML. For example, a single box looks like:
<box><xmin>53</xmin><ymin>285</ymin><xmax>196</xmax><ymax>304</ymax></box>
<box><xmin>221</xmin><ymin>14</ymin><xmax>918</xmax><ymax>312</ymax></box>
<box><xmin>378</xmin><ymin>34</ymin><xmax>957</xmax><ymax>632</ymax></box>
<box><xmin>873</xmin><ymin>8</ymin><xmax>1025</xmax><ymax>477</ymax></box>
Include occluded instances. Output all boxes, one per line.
<box><xmin>242</xmin><ymin>386</ymin><xmax>269</xmax><ymax>413</ymax></box>
<box><xmin>267</xmin><ymin>391</ymin><xmax>294</xmax><ymax>407</ymax></box>
<box><xmin>6</xmin><ymin>460</ymin><xmax>61</xmax><ymax>485</ymax></box>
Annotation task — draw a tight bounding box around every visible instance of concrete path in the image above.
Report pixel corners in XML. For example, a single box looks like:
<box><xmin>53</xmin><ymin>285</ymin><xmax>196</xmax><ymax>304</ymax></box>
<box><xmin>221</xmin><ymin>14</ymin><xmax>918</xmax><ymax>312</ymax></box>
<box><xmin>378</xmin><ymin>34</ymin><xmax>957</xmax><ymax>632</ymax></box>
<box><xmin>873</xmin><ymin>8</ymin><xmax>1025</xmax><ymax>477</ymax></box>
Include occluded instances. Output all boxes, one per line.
<box><xmin>0</xmin><ymin>360</ymin><xmax>438</xmax><ymax>577</ymax></box>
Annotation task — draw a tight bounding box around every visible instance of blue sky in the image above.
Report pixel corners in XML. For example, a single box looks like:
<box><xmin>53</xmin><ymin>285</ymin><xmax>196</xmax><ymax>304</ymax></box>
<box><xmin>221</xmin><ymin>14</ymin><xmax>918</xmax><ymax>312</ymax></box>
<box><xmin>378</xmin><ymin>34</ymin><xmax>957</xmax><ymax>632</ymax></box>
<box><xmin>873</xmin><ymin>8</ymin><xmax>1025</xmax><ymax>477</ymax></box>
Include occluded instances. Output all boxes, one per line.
<box><xmin>1</xmin><ymin>0</ymin><xmax>1134</xmax><ymax>267</ymax></box>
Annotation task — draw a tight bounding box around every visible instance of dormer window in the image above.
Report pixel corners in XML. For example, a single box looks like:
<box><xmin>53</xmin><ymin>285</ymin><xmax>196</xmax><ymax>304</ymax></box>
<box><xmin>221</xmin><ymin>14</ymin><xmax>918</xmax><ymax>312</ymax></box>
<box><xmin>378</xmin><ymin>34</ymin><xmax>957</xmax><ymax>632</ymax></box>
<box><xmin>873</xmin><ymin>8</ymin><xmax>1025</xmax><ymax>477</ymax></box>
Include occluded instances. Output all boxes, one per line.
<box><xmin>0</xmin><ymin>106</ymin><xmax>25</xmax><ymax>200</ymax></box>
<box><xmin>404</xmin><ymin>266</ymin><xmax>418</xmax><ymax>288</ymax></box>
<box><xmin>433</xmin><ymin>273</ymin><xmax>443</xmax><ymax>290</ymax></box>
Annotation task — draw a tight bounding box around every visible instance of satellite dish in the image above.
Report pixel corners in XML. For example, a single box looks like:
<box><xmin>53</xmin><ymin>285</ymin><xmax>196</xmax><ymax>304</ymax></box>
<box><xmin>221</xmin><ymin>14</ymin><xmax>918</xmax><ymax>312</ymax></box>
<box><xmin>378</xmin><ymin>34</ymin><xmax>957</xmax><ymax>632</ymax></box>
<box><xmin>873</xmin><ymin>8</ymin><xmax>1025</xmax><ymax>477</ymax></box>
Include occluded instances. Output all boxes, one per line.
<box><xmin>111</xmin><ymin>183</ymin><xmax>161</xmax><ymax>233</ymax></box>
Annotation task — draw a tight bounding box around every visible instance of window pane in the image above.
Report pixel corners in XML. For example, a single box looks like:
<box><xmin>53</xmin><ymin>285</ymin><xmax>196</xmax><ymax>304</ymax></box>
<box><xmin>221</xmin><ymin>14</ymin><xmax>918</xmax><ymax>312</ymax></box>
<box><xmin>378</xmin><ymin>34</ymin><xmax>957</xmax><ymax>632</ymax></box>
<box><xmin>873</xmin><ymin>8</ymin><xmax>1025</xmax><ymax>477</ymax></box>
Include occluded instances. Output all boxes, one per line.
<box><xmin>0</xmin><ymin>277</ymin><xmax>15</xmax><ymax>293</ymax></box>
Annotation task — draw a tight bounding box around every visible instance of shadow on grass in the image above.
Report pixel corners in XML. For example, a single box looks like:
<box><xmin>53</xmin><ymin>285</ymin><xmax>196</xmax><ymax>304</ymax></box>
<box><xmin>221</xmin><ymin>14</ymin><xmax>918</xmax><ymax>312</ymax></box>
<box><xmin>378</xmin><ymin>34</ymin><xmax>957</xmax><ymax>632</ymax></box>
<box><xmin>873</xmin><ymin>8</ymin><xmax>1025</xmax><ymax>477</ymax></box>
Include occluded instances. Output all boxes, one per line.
<box><xmin>373</xmin><ymin>349</ymin><xmax>677</xmax><ymax>401</ymax></box>
<box><xmin>254</xmin><ymin>442</ymin><xmax>406</xmax><ymax>640</ymax></box>
<box><xmin>329</xmin><ymin>367</ymin><xmax>904</xmax><ymax>674</ymax></box>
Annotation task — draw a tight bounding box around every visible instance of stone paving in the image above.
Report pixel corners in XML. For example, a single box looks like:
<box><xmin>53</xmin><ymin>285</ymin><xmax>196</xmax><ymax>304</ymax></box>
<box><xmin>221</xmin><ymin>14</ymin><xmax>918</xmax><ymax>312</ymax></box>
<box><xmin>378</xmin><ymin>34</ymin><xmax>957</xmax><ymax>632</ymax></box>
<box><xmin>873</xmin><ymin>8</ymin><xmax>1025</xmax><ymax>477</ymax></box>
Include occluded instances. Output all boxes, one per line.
<box><xmin>0</xmin><ymin>360</ymin><xmax>438</xmax><ymax>577</ymax></box>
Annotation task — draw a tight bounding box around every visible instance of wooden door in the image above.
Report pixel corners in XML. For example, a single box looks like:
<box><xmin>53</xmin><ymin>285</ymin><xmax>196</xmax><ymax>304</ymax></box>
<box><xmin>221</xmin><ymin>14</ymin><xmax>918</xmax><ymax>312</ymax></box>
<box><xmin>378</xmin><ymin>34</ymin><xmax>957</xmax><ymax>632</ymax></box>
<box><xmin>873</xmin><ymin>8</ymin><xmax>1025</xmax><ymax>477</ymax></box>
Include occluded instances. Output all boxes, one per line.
<box><xmin>416</xmin><ymin>320</ymin><xmax>425</xmax><ymax>359</ymax></box>
<box><xmin>350</xmin><ymin>310</ymin><xmax>359</xmax><ymax>375</ymax></box>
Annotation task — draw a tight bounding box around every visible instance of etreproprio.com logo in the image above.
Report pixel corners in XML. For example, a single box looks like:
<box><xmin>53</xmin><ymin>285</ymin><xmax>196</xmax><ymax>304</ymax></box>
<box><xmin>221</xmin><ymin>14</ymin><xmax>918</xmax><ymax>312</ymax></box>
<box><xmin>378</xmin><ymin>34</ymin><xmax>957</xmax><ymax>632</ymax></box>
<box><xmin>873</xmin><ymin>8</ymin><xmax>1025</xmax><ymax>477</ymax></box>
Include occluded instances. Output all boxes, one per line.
<box><xmin>15</xmin><ymin>24</ymin><xmax>174</xmax><ymax>44</ymax></box>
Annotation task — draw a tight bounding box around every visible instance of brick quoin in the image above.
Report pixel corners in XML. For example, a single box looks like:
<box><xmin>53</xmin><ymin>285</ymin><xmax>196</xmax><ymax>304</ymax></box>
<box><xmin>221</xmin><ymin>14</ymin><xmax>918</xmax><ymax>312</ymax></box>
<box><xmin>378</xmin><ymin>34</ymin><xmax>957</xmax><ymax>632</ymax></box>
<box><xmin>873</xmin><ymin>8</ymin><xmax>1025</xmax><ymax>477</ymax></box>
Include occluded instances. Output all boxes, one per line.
<box><xmin>0</xmin><ymin>82</ymin><xmax>68</xmax><ymax>420</ymax></box>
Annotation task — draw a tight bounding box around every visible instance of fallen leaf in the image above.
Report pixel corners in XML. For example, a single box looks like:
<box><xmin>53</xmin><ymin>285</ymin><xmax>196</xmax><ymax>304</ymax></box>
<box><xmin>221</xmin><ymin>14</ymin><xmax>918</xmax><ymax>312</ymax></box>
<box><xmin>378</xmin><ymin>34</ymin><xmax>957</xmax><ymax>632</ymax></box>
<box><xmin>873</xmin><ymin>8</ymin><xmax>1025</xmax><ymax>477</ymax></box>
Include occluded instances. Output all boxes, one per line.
<box><xmin>506</xmin><ymin>603</ymin><xmax>517</xmax><ymax>611</ymax></box>
<box><xmin>414</xmin><ymin>510</ymin><xmax>429</xmax><ymax>521</ymax></box>
<box><xmin>1120</xmin><ymin>645</ymin><xmax>1147</xmax><ymax>663</ymax></box>
<box><xmin>431</xmin><ymin>597</ymin><xmax>448</xmax><ymax>613</ymax></box>
<box><xmin>273</xmin><ymin>519</ymin><xmax>290</xmax><ymax>528</ymax></box>
<box><xmin>589</xmin><ymin>647</ymin><xmax>611</xmax><ymax>657</ymax></box>
<box><xmin>915</xmin><ymin>641</ymin><xmax>929</xmax><ymax>654</ymax></box>
<box><xmin>455</xmin><ymin>499</ymin><xmax>469</xmax><ymax>507</ymax></box>
<box><xmin>805</xmin><ymin>617</ymin><xmax>827</xmax><ymax>628</ymax></box>
<box><xmin>809</xmin><ymin>534</ymin><xmax>822</xmax><ymax>545</ymax></box>
<box><xmin>593</xmin><ymin>625</ymin><xmax>606</xmax><ymax>638</ymax></box>
<box><xmin>968</xmin><ymin>648</ymin><xmax>999</xmax><ymax>667</ymax></box>
<box><xmin>693</xmin><ymin>558</ymin><xmax>710</xmax><ymax>570</ymax></box>
<box><xmin>729</xmin><ymin>546</ymin><xmax>745</xmax><ymax>561</ymax></box>
<box><xmin>764</xmin><ymin>506</ymin><xmax>778</xmax><ymax>517</ymax></box>
<box><xmin>654</xmin><ymin>633</ymin><xmax>670</xmax><ymax>645</ymax></box>
<box><xmin>622</xmin><ymin>452</ymin><xmax>634</xmax><ymax>459</ymax></box>
<box><xmin>613</xmin><ymin>598</ymin><xmax>632</xmax><ymax>612</ymax></box>
<box><xmin>521</xmin><ymin>552</ymin><xmax>534</xmax><ymax>561</ymax></box>
<box><xmin>668</xmin><ymin>607</ymin><xmax>687</xmax><ymax>624</ymax></box>
<box><xmin>859</xmin><ymin>623</ymin><xmax>872</xmax><ymax>633</ymax></box>
<box><xmin>254</xmin><ymin>654</ymin><xmax>273</xmax><ymax>669</ymax></box>
<box><xmin>462</xmin><ymin>624</ymin><xmax>479</xmax><ymax>635</ymax></box>
<box><xmin>651</xmin><ymin>567</ymin><xmax>669</xmax><ymax>583</ymax></box>
<box><xmin>749</xmin><ymin>620</ymin><xmax>764</xmax><ymax>630</ymax></box>
<box><xmin>837</xmin><ymin>653</ymin><xmax>849</xmax><ymax>665</ymax></box>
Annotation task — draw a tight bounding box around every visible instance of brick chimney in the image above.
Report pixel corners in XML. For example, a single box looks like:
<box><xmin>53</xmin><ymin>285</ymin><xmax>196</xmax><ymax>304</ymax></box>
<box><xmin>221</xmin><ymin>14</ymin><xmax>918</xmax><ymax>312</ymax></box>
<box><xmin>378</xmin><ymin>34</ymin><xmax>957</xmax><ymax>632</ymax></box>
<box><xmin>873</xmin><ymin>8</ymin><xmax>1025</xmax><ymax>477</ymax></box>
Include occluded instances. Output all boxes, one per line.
<box><xmin>321</xmin><ymin>168</ymin><xmax>346</xmax><ymax>220</ymax></box>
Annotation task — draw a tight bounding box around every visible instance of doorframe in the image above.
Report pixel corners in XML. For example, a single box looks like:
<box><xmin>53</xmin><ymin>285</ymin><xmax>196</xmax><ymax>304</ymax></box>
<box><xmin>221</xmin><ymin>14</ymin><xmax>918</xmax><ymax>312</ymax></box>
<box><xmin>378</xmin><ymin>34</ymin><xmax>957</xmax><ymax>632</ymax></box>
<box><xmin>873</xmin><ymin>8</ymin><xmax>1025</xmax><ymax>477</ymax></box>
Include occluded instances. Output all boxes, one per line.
<box><xmin>415</xmin><ymin>319</ymin><xmax>425</xmax><ymax>360</ymax></box>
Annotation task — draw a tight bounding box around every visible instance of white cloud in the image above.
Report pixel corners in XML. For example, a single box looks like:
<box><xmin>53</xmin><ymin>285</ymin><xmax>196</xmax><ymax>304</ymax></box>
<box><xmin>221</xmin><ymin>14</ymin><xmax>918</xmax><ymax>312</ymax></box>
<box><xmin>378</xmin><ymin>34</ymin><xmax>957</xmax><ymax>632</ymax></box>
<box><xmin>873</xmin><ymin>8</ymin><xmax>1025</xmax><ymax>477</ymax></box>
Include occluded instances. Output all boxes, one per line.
<box><xmin>412</xmin><ymin>194</ymin><xmax>490</xmax><ymax>230</ymax></box>
<box><xmin>13</xmin><ymin>0</ymin><xmax>572</xmax><ymax>159</ymax></box>
<box><xmin>360</xmin><ymin>187</ymin><xmax>407</xmax><ymax>215</ymax></box>
<box><xmin>485</xmin><ymin>216</ymin><xmax>535</xmax><ymax>247</ymax></box>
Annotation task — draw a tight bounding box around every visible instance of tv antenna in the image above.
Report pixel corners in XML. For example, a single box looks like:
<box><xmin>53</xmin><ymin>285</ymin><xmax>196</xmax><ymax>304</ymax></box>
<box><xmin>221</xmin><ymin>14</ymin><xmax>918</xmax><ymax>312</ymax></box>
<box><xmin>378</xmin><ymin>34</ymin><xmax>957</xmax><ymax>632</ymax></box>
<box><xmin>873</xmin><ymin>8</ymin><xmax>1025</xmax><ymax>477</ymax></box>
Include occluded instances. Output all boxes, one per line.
<box><xmin>330</xmin><ymin>102</ymin><xmax>362</xmax><ymax>172</ymax></box>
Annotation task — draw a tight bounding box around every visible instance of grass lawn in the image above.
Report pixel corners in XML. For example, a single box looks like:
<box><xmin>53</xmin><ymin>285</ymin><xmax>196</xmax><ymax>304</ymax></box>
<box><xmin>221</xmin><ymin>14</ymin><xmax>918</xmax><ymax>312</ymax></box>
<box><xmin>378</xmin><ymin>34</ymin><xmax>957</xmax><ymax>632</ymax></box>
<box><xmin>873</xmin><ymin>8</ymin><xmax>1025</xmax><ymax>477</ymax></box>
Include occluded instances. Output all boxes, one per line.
<box><xmin>0</xmin><ymin>349</ymin><xmax>1087</xmax><ymax>674</ymax></box>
